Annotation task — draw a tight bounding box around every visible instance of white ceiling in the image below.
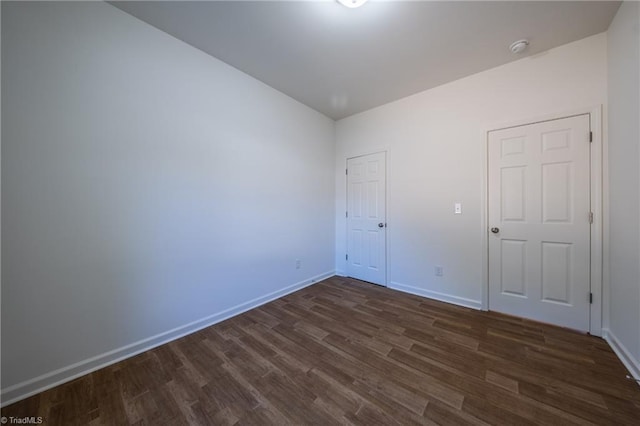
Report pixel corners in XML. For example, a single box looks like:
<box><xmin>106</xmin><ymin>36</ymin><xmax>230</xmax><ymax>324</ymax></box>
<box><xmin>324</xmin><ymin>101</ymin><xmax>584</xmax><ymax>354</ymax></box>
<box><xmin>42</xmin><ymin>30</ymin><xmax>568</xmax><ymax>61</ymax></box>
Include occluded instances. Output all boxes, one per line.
<box><xmin>111</xmin><ymin>1</ymin><xmax>620</xmax><ymax>120</ymax></box>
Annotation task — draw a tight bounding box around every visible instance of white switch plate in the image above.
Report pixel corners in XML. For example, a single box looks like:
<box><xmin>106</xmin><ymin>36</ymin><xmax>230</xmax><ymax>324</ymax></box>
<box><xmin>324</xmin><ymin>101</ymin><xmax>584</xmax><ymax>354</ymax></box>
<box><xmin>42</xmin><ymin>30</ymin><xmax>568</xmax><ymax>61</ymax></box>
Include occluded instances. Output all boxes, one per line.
<box><xmin>454</xmin><ymin>203</ymin><xmax>462</xmax><ymax>214</ymax></box>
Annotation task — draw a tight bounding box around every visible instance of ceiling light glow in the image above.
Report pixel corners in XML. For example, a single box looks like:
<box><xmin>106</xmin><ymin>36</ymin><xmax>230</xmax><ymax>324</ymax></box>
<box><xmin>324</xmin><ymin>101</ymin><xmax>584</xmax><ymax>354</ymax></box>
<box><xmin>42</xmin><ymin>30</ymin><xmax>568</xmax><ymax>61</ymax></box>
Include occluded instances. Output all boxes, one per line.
<box><xmin>337</xmin><ymin>0</ymin><xmax>369</xmax><ymax>9</ymax></box>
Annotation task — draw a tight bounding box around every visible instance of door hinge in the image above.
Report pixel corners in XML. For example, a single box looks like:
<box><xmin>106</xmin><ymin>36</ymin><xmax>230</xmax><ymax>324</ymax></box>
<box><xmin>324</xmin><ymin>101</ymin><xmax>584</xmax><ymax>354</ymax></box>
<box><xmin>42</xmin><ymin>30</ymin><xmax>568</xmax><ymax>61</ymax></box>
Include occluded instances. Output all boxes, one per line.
<box><xmin>346</xmin><ymin>254</ymin><xmax>348</xmax><ymax>261</ymax></box>
<box><xmin>590</xmin><ymin>293</ymin><xmax>593</xmax><ymax>304</ymax></box>
<box><xmin>346</xmin><ymin>168</ymin><xmax>348</xmax><ymax>175</ymax></box>
<box><xmin>346</xmin><ymin>211</ymin><xmax>348</xmax><ymax>218</ymax></box>
<box><xmin>589</xmin><ymin>212</ymin><xmax>594</xmax><ymax>224</ymax></box>
<box><xmin>589</xmin><ymin>131</ymin><xmax>593</xmax><ymax>143</ymax></box>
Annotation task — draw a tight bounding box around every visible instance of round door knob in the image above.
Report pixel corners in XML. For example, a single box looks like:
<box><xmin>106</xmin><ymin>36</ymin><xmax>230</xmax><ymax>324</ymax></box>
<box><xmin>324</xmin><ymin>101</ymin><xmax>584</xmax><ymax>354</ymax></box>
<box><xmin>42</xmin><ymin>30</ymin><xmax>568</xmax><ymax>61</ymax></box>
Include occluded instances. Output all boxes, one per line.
<box><xmin>491</xmin><ymin>227</ymin><xmax>500</xmax><ymax>234</ymax></box>
<box><xmin>378</xmin><ymin>223</ymin><xmax>384</xmax><ymax>228</ymax></box>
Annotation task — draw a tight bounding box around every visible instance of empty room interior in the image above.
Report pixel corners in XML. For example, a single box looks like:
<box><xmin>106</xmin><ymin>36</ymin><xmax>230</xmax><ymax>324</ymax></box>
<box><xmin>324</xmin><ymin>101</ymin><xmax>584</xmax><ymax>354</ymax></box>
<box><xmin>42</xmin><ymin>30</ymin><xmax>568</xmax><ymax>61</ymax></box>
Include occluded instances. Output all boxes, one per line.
<box><xmin>2</xmin><ymin>0</ymin><xmax>640</xmax><ymax>424</ymax></box>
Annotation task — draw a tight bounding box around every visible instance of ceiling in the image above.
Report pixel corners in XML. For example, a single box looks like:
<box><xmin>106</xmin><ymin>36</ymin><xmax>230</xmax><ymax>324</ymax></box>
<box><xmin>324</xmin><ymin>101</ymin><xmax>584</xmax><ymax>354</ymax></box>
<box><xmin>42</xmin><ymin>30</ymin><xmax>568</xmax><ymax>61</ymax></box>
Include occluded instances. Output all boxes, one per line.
<box><xmin>110</xmin><ymin>1</ymin><xmax>620</xmax><ymax>120</ymax></box>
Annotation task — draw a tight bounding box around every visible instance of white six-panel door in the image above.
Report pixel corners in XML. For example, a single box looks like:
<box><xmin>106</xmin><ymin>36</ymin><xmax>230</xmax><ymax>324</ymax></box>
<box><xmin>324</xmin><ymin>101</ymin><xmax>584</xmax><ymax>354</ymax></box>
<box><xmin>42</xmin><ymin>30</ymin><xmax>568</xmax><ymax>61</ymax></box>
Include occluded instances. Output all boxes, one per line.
<box><xmin>347</xmin><ymin>152</ymin><xmax>386</xmax><ymax>286</ymax></box>
<box><xmin>488</xmin><ymin>115</ymin><xmax>591</xmax><ymax>331</ymax></box>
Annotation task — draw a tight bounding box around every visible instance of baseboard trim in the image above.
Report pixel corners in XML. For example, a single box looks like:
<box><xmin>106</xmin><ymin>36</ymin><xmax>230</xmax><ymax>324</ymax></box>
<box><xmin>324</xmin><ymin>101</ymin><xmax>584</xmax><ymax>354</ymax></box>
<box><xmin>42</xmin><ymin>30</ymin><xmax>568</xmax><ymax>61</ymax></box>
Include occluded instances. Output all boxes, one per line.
<box><xmin>602</xmin><ymin>328</ymin><xmax>640</xmax><ymax>384</ymax></box>
<box><xmin>388</xmin><ymin>281</ymin><xmax>482</xmax><ymax>310</ymax></box>
<box><xmin>1</xmin><ymin>270</ymin><xmax>335</xmax><ymax>407</ymax></box>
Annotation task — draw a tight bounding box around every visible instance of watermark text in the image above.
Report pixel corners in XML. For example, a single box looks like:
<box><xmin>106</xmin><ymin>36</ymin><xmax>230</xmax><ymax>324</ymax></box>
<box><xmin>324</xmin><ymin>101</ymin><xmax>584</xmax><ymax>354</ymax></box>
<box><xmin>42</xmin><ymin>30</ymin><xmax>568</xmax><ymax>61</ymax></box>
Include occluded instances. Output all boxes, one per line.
<box><xmin>1</xmin><ymin>417</ymin><xmax>44</xmax><ymax>425</ymax></box>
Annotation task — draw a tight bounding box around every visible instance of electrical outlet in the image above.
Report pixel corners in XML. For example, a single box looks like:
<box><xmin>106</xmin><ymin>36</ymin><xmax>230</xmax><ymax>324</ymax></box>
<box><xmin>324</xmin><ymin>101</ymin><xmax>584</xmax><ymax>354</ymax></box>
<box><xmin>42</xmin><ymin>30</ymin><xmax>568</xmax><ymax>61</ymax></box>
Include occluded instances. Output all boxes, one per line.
<box><xmin>435</xmin><ymin>266</ymin><xmax>443</xmax><ymax>277</ymax></box>
<box><xmin>454</xmin><ymin>203</ymin><xmax>462</xmax><ymax>214</ymax></box>
<box><xmin>295</xmin><ymin>259</ymin><xmax>301</xmax><ymax>269</ymax></box>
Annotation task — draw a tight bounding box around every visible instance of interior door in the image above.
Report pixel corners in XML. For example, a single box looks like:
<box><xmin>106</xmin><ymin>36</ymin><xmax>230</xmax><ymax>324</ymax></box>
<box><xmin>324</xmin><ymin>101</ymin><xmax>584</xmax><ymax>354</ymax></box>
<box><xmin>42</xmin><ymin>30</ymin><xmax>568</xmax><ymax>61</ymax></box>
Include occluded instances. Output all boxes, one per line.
<box><xmin>346</xmin><ymin>152</ymin><xmax>386</xmax><ymax>286</ymax></box>
<box><xmin>488</xmin><ymin>114</ymin><xmax>591</xmax><ymax>331</ymax></box>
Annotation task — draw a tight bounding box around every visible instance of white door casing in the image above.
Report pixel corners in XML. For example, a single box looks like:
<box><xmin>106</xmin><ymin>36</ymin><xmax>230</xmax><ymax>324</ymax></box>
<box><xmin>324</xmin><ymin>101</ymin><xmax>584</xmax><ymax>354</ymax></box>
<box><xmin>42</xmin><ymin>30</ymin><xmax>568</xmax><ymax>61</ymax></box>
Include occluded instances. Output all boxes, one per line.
<box><xmin>346</xmin><ymin>152</ymin><xmax>387</xmax><ymax>286</ymax></box>
<box><xmin>488</xmin><ymin>114</ymin><xmax>591</xmax><ymax>331</ymax></box>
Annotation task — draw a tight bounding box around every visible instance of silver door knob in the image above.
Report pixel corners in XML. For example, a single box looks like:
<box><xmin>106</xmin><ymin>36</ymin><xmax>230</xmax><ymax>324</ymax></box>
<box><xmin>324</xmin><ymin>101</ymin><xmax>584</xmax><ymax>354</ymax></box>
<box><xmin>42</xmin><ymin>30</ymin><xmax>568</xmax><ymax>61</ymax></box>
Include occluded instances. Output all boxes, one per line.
<box><xmin>378</xmin><ymin>223</ymin><xmax>384</xmax><ymax>228</ymax></box>
<box><xmin>491</xmin><ymin>227</ymin><xmax>500</xmax><ymax>234</ymax></box>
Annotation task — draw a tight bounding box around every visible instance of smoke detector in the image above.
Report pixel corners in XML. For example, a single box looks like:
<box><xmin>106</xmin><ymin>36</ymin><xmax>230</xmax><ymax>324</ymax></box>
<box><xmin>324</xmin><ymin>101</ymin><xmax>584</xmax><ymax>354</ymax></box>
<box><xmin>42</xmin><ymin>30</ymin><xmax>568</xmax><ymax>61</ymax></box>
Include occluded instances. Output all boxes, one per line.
<box><xmin>509</xmin><ymin>39</ymin><xmax>530</xmax><ymax>54</ymax></box>
<box><xmin>337</xmin><ymin>0</ymin><xmax>368</xmax><ymax>8</ymax></box>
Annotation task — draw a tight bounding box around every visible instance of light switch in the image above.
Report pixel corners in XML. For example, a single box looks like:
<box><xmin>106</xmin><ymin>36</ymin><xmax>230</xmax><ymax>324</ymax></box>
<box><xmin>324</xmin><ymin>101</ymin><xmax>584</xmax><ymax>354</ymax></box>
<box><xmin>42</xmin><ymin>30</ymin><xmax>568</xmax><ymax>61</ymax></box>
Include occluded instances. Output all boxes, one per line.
<box><xmin>454</xmin><ymin>203</ymin><xmax>462</xmax><ymax>214</ymax></box>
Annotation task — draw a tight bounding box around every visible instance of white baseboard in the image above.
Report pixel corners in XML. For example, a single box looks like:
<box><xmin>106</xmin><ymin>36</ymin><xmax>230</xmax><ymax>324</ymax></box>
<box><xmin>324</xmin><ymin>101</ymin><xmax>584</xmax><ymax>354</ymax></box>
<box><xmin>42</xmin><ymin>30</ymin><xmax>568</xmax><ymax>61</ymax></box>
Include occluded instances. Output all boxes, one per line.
<box><xmin>602</xmin><ymin>328</ymin><xmax>640</xmax><ymax>384</ymax></box>
<box><xmin>388</xmin><ymin>281</ymin><xmax>482</xmax><ymax>310</ymax></box>
<box><xmin>1</xmin><ymin>270</ymin><xmax>335</xmax><ymax>407</ymax></box>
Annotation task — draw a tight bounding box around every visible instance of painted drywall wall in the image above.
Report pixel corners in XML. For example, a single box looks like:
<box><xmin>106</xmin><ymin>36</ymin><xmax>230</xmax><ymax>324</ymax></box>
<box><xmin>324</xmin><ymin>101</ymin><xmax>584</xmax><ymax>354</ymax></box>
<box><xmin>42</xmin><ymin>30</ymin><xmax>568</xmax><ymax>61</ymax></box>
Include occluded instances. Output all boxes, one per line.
<box><xmin>606</xmin><ymin>1</ymin><xmax>640</xmax><ymax>378</ymax></box>
<box><xmin>1</xmin><ymin>1</ymin><xmax>335</xmax><ymax>403</ymax></box>
<box><xmin>335</xmin><ymin>34</ymin><xmax>607</xmax><ymax>308</ymax></box>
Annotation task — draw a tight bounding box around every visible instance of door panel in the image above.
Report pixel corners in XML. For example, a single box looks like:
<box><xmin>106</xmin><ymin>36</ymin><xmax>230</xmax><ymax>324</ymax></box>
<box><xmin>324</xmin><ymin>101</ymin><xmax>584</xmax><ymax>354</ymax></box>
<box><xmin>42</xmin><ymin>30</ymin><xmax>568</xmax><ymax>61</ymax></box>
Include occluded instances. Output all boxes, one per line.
<box><xmin>347</xmin><ymin>152</ymin><xmax>386</xmax><ymax>285</ymax></box>
<box><xmin>500</xmin><ymin>239</ymin><xmax>527</xmax><ymax>296</ymax></box>
<box><xmin>542</xmin><ymin>162</ymin><xmax>572</xmax><ymax>222</ymax></box>
<box><xmin>541</xmin><ymin>242</ymin><xmax>572</xmax><ymax>304</ymax></box>
<box><xmin>501</xmin><ymin>167</ymin><xmax>526</xmax><ymax>221</ymax></box>
<box><xmin>488</xmin><ymin>114</ymin><xmax>591</xmax><ymax>331</ymax></box>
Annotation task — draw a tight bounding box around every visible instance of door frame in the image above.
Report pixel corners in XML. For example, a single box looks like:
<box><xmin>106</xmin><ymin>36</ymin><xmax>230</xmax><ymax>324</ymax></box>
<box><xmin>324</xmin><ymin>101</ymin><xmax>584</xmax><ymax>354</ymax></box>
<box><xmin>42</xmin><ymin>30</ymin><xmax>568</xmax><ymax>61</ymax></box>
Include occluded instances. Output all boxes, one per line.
<box><xmin>481</xmin><ymin>106</ymin><xmax>604</xmax><ymax>336</ymax></box>
<box><xmin>345</xmin><ymin>149</ymin><xmax>389</xmax><ymax>286</ymax></box>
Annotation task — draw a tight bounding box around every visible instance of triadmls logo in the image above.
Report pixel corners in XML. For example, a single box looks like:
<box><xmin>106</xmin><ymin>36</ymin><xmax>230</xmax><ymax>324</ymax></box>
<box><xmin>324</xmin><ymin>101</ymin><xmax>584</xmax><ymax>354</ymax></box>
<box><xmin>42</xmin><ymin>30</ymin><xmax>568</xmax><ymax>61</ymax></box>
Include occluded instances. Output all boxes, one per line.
<box><xmin>1</xmin><ymin>417</ymin><xmax>44</xmax><ymax>425</ymax></box>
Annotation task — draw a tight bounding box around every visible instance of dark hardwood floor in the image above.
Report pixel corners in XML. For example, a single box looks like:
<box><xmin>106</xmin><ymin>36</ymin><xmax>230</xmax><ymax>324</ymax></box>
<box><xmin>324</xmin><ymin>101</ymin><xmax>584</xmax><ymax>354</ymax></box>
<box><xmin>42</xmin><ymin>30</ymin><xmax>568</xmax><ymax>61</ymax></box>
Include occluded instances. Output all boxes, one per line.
<box><xmin>3</xmin><ymin>276</ymin><xmax>640</xmax><ymax>425</ymax></box>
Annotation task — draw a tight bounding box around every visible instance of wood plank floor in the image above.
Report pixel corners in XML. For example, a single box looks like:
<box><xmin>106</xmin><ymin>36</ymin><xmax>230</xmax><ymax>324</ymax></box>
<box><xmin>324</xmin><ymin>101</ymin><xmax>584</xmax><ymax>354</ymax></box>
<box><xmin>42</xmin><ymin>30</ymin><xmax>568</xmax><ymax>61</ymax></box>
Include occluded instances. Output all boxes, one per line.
<box><xmin>3</xmin><ymin>276</ymin><xmax>640</xmax><ymax>425</ymax></box>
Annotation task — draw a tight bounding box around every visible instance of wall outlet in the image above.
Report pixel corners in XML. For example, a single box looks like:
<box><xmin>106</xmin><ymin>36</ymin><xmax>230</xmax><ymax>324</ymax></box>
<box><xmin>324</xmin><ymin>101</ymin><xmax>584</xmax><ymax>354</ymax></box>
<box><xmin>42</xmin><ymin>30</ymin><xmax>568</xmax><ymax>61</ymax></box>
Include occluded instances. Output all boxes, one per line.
<box><xmin>435</xmin><ymin>266</ymin><xmax>443</xmax><ymax>277</ymax></box>
<box><xmin>295</xmin><ymin>259</ymin><xmax>301</xmax><ymax>269</ymax></box>
<box><xmin>454</xmin><ymin>203</ymin><xmax>462</xmax><ymax>214</ymax></box>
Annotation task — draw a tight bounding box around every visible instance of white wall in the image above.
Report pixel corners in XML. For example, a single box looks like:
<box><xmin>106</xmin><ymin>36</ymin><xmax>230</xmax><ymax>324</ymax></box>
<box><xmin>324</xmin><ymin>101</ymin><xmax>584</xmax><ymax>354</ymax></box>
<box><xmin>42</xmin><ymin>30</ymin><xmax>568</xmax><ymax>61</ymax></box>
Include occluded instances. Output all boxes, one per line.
<box><xmin>1</xmin><ymin>2</ymin><xmax>335</xmax><ymax>403</ymax></box>
<box><xmin>606</xmin><ymin>1</ymin><xmax>640</xmax><ymax>379</ymax></box>
<box><xmin>335</xmin><ymin>34</ymin><xmax>607</xmax><ymax>308</ymax></box>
